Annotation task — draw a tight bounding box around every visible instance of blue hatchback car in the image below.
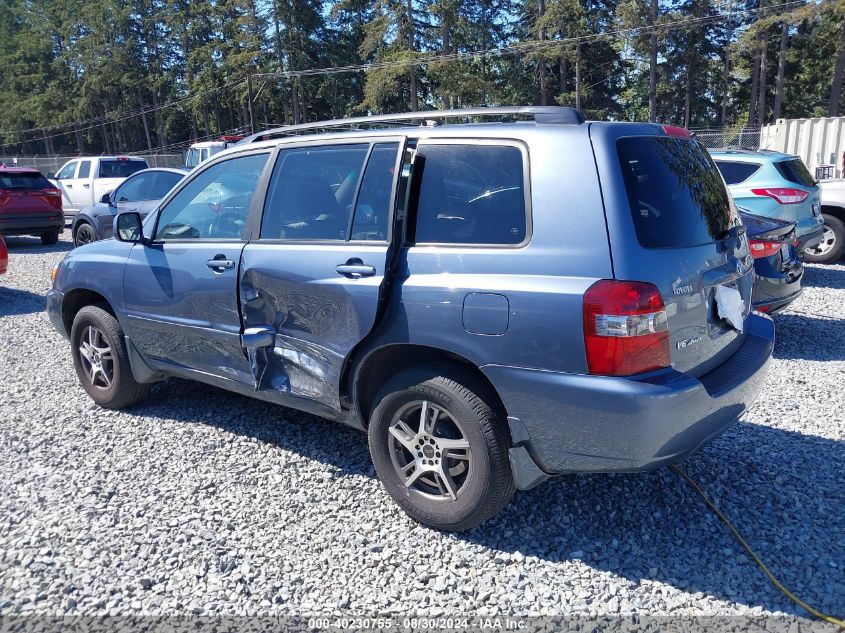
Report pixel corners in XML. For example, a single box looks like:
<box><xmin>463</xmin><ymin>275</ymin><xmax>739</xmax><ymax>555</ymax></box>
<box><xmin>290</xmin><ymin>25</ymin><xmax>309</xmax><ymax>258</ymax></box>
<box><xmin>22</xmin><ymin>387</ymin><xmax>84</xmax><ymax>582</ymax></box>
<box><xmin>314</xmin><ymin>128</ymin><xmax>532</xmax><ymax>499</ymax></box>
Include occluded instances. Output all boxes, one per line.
<box><xmin>710</xmin><ymin>149</ymin><xmax>823</xmax><ymax>253</ymax></box>
<box><xmin>47</xmin><ymin>108</ymin><xmax>774</xmax><ymax>531</ymax></box>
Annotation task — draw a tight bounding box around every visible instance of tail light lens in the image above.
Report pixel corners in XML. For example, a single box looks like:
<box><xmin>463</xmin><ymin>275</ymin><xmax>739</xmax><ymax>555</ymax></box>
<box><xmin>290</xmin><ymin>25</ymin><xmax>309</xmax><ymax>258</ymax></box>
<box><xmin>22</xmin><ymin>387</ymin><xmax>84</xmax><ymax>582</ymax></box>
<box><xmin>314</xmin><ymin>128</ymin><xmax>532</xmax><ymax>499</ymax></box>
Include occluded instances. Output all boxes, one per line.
<box><xmin>750</xmin><ymin>188</ymin><xmax>808</xmax><ymax>204</ymax></box>
<box><xmin>583</xmin><ymin>280</ymin><xmax>671</xmax><ymax>376</ymax></box>
<box><xmin>44</xmin><ymin>189</ymin><xmax>62</xmax><ymax>197</ymax></box>
<box><xmin>749</xmin><ymin>238</ymin><xmax>781</xmax><ymax>259</ymax></box>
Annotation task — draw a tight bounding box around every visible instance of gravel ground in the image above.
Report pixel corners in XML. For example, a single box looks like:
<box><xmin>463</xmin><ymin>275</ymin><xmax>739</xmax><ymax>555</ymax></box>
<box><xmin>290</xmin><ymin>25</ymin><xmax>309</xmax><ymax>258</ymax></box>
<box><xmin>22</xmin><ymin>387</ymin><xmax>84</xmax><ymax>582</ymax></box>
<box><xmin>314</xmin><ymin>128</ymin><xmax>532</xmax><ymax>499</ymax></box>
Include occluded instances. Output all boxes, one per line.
<box><xmin>0</xmin><ymin>233</ymin><xmax>843</xmax><ymax>620</ymax></box>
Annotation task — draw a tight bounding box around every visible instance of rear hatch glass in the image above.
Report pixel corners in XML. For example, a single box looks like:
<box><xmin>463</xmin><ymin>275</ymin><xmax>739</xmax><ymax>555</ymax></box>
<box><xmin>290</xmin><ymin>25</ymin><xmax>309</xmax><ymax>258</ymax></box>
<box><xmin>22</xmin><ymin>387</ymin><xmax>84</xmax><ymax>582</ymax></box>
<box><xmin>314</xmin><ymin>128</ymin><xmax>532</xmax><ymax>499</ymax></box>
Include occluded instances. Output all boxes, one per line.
<box><xmin>0</xmin><ymin>172</ymin><xmax>53</xmax><ymax>190</ymax></box>
<box><xmin>617</xmin><ymin>137</ymin><xmax>734</xmax><ymax>248</ymax></box>
<box><xmin>98</xmin><ymin>160</ymin><xmax>148</xmax><ymax>178</ymax></box>
<box><xmin>774</xmin><ymin>158</ymin><xmax>816</xmax><ymax>188</ymax></box>
<box><xmin>614</xmin><ymin>135</ymin><xmax>753</xmax><ymax>377</ymax></box>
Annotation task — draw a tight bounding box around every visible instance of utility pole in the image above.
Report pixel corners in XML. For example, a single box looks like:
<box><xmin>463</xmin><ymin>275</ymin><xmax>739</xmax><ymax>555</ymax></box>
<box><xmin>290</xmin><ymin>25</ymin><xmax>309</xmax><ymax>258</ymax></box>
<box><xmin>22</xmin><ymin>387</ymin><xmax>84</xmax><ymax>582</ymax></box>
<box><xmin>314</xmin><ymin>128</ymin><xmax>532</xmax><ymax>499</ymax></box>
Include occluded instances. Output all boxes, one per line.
<box><xmin>246</xmin><ymin>73</ymin><xmax>256</xmax><ymax>135</ymax></box>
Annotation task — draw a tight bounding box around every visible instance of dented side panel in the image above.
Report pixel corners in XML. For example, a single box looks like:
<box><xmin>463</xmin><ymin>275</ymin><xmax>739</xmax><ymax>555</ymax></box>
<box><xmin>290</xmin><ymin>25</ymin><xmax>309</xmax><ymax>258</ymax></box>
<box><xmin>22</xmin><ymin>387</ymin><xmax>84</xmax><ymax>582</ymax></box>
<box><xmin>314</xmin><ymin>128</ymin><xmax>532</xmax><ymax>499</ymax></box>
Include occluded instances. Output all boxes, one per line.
<box><xmin>239</xmin><ymin>243</ymin><xmax>390</xmax><ymax>411</ymax></box>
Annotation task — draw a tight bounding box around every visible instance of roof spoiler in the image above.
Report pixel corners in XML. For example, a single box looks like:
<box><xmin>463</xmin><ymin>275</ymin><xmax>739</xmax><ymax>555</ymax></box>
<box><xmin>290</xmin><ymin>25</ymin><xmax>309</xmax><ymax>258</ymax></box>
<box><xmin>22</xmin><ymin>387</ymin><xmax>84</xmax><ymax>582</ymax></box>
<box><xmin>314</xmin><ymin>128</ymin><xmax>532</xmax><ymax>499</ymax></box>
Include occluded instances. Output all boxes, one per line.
<box><xmin>240</xmin><ymin>106</ymin><xmax>585</xmax><ymax>144</ymax></box>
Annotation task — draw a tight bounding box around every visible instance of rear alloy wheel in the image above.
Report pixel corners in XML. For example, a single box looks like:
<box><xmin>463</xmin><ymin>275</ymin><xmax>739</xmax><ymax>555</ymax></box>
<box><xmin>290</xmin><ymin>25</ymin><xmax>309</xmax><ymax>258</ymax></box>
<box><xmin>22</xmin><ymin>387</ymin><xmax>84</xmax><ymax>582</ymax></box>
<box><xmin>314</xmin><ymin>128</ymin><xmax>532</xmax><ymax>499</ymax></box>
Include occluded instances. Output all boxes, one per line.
<box><xmin>368</xmin><ymin>364</ymin><xmax>515</xmax><ymax>531</ymax></box>
<box><xmin>40</xmin><ymin>232</ymin><xmax>59</xmax><ymax>245</ymax></box>
<box><xmin>803</xmin><ymin>214</ymin><xmax>844</xmax><ymax>264</ymax></box>
<box><xmin>70</xmin><ymin>305</ymin><xmax>149</xmax><ymax>408</ymax></box>
<box><xmin>73</xmin><ymin>222</ymin><xmax>98</xmax><ymax>247</ymax></box>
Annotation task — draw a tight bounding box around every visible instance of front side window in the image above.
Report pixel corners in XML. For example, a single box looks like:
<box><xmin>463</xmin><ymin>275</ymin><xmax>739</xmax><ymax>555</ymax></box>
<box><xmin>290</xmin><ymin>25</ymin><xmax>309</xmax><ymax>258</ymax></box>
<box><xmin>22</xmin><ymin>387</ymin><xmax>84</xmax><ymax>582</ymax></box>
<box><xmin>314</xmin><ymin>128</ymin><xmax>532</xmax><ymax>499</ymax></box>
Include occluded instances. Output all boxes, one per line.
<box><xmin>412</xmin><ymin>144</ymin><xmax>527</xmax><ymax>245</ymax></box>
<box><xmin>261</xmin><ymin>144</ymin><xmax>370</xmax><ymax>240</ymax></box>
<box><xmin>56</xmin><ymin>161</ymin><xmax>78</xmax><ymax>180</ymax></box>
<box><xmin>154</xmin><ymin>153</ymin><xmax>268</xmax><ymax>240</ymax></box>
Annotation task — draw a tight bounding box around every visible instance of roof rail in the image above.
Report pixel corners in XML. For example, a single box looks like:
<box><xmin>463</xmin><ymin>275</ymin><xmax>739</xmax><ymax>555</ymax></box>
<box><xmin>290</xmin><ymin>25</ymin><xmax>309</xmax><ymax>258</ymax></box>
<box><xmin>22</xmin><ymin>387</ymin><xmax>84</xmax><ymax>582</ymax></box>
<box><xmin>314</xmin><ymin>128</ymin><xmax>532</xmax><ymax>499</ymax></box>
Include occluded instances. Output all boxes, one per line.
<box><xmin>240</xmin><ymin>106</ymin><xmax>585</xmax><ymax>144</ymax></box>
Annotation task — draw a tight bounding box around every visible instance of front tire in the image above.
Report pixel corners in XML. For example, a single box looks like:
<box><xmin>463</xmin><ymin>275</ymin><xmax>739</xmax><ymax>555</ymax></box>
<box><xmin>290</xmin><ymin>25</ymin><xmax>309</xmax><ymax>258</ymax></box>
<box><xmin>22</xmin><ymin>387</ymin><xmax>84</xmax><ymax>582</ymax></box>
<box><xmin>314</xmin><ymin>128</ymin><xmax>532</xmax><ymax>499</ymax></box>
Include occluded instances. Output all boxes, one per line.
<box><xmin>40</xmin><ymin>232</ymin><xmax>59</xmax><ymax>245</ymax></box>
<box><xmin>73</xmin><ymin>222</ymin><xmax>98</xmax><ymax>247</ymax></box>
<box><xmin>803</xmin><ymin>214</ymin><xmax>844</xmax><ymax>263</ymax></box>
<box><xmin>70</xmin><ymin>306</ymin><xmax>149</xmax><ymax>408</ymax></box>
<box><xmin>368</xmin><ymin>364</ymin><xmax>515</xmax><ymax>531</ymax></box>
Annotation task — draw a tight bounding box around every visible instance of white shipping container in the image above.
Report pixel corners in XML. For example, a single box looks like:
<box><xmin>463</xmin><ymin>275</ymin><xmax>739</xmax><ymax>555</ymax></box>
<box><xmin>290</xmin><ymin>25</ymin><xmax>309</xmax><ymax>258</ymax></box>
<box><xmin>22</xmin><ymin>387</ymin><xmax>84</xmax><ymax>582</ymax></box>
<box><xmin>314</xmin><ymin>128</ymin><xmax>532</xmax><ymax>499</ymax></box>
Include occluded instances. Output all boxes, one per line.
<box><xmin>760</xmin><ymin>116</ymin><xmax>845</xmax><ymax>180</ymax></box>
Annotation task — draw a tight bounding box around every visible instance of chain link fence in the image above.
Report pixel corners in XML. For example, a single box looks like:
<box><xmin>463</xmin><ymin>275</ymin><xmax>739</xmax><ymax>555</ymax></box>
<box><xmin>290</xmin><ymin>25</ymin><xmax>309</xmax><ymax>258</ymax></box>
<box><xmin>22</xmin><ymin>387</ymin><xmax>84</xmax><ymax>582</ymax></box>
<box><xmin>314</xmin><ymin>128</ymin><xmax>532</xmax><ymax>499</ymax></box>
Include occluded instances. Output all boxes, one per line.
<box><xmin>690</xmin><ymin>127</ymin><xmax>761</xmax><ymax>151</ymax></box>
<box><xmin>0</xmin><ymin>153</ymin><xmax>184</xmax><ymax>174</ymax></box>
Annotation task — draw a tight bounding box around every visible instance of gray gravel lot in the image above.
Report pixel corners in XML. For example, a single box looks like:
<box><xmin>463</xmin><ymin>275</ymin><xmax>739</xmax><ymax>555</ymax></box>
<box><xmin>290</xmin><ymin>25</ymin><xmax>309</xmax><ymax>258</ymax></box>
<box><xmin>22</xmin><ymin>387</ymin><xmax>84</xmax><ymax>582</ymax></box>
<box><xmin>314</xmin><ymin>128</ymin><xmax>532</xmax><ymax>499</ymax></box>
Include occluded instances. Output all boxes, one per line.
<box><xmin>0</xmin><ymin>233</ymin><xmax>843</xmax><ymax>620</ymax></box>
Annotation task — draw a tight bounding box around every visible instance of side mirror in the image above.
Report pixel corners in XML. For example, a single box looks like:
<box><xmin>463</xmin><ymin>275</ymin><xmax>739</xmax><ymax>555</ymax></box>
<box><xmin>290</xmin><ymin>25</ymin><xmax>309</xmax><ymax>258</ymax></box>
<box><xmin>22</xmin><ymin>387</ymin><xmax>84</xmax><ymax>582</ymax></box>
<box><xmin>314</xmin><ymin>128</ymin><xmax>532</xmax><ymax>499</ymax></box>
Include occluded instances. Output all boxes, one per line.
<box><xmin>100</xmin><ymin>192</ymin><xmax>112</xmax><ymax>204</ymax></box>
<box><xmin>114</xmin><ymin>212</ymin><xmax>144</xmax><ymax>243</ymax></box>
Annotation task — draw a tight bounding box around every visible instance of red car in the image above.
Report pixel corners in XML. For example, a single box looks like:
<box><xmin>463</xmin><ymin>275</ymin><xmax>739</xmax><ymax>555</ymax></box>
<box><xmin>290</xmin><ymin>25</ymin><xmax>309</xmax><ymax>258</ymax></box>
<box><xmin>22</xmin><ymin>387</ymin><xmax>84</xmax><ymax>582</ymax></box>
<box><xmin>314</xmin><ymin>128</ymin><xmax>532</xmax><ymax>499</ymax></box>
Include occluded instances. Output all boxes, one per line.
<box><xmin>0</xmin><ymin>235</ymin><xmax>7</xmax><ymax>274</ymax></box>
<box><xmin>0</xmin><ymin>166</ymin><xmax>64</xmax><ymax>244</ymax></box>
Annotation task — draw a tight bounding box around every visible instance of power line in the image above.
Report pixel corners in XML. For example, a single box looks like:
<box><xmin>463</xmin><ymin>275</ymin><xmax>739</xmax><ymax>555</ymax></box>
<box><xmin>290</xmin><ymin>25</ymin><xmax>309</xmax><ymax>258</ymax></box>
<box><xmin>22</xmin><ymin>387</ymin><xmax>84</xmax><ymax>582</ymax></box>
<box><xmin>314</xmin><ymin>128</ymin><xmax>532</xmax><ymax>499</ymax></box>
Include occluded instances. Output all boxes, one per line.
<box><xmin>0</xmin><ymin>0</ymin><xmax>809</xmax><ymax>150</ymax></box>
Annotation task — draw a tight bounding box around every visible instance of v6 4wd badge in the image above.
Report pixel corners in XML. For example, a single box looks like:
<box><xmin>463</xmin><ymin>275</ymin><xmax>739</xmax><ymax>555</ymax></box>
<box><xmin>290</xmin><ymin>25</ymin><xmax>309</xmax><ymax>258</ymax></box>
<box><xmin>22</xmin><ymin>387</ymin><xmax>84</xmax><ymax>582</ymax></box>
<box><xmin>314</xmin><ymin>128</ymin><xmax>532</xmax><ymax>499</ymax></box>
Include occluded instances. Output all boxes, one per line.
<box><xmin>677</xmin><ymin>336</ymin><xmax>702</xmax><ymax>350</ymax></box>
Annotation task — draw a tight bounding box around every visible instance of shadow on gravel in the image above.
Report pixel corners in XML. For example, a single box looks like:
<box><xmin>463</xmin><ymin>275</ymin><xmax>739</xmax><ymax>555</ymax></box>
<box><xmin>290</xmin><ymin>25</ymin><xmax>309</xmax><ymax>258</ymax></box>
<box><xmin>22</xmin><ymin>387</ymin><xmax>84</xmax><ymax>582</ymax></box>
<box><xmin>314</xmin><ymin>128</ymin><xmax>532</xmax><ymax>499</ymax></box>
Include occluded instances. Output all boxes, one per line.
<box><xmin>800</xmin><ymin>262</ymin><xmax>845</xmax><ymax>289</ymax></box>
<box><xmin>772</xmin><ymin>313</ymin><xmax>845</xmax><ymax>361</ymax></box>
<box><xmin>0</xmin><ymin>286</ymin><xmax>47</xmax><ymax>315</ymax></box>
<box><xmin>470</xmin><ymin>421</ymin><xmax>845</xmax><ymax>619</ymax></box>
<box><xmin>130</xmin><ymin>378</ymin><xmax>844</xmax><ymax>619</ymax></box>
<box><xmin>3</xmin><ymin>235</ymin><xmax>72</xmax><ymax>255</ymax></box>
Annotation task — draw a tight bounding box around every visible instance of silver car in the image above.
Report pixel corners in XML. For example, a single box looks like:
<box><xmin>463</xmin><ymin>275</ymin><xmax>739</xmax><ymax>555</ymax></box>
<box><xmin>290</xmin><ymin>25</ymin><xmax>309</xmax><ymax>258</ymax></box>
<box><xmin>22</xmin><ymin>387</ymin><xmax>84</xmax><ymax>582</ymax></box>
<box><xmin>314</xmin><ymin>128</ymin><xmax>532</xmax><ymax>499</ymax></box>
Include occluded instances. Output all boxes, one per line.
<box><xmin>70</xmin><ymin>167</ymin><xmax>188</xmax><ymax>247</ymax></box>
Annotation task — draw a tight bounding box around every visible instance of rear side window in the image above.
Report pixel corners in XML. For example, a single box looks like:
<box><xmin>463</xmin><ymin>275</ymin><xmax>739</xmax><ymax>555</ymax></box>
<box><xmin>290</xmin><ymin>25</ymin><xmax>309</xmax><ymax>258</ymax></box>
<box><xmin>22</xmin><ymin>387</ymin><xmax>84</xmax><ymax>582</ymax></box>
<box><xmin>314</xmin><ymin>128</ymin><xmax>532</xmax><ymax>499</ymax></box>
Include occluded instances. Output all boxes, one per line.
<box><xmin>351</xmin><ymin>143</ymin><xmax>399</xmax><ymax>241</ymax></box>
<box><xmin>262</xmin><ymin>144</ymin><xmax>370</xmax><ymax>240</ymax></box>
<box><xmin>775</xmin><ymin>158</ymin><xmax>816</xmax><ymax>187</ymax></box>
<box><xmin>714</xmin><ymin>160</ymin><xmax>760</xmax><ymax>185</ymax></box>
<box><xmin>77</xmin><ymin>160</ymin><xmax>91</xmax><ymax>179</ymax></box>
<box><xmin>0</xmin><ymin>172</ymin><xmax>53</xmax><ymax>190</ymax></box>
<box><xmin>99</xmin><ymin>160</ymin><xmax>148</xmax><ymax>178</ymax></box>
<box><xmin>617</xmin><ymin>137</ymin><xmax>733</xmax><ymax>248</ymax></box>
<box><xmin>149</xmin><ymin>172</ymin><xmax>184</xmax><ymax>199</ymax></box>
<box><xmin>412</xmin><ymin>144</ymin><xmax>526</xmax><ymax>245</ymax></box>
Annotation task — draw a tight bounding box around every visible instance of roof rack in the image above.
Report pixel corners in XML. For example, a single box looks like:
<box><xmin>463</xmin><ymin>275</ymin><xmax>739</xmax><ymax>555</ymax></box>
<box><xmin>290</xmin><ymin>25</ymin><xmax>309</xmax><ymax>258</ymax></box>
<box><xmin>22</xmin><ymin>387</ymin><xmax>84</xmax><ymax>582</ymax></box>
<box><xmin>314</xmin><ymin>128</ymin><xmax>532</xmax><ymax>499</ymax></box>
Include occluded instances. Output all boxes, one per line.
<box><xmin>240</xmin><ymin>106</ymin><xmax>585</xmax><ymax>144</ymax></box>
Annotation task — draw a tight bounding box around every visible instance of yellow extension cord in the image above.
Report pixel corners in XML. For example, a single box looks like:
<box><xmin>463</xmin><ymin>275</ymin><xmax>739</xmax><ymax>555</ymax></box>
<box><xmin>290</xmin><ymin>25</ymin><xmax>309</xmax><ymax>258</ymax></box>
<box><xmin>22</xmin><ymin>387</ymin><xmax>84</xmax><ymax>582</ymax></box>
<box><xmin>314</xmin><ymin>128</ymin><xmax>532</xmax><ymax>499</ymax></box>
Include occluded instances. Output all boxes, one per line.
<box><xmin>671</xmin><ymin>464</ymin><xmax>845</xmax><ymax>629</ymax></box>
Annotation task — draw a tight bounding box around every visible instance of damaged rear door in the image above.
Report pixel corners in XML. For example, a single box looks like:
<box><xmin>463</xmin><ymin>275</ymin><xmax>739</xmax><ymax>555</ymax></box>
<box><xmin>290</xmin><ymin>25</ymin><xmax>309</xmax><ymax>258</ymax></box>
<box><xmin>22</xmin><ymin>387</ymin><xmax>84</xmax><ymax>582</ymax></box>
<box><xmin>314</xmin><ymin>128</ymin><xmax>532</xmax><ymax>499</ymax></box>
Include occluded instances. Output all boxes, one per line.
<box><xmin>239</xmin><ymin>138</ymin><xmax>405</xmax><ymax>413</ymax></box>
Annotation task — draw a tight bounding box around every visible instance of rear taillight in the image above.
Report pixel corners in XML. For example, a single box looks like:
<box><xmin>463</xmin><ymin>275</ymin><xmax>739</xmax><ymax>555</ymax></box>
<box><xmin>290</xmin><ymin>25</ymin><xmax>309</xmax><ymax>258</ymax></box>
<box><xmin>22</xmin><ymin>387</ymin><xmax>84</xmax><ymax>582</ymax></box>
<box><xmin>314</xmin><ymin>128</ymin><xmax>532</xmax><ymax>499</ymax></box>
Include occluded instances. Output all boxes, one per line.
<box><xmin>44</xmin><ymin>189</ymin><xmax>61</xmax><ymax>197</ymax></box>
<box><xmin>583</xmin><ymin>280</ymin><xmax>671</xmax><ymax>376</ymax></box>
<box><xmin>749</xmin><ymin>239</ymin><xmax>781</xmax><ymax>259</ymax></box>
<box><xmin>750</xmin><ymin>188</ymin><xmax>808</xmax><ymax>204</ymax></box>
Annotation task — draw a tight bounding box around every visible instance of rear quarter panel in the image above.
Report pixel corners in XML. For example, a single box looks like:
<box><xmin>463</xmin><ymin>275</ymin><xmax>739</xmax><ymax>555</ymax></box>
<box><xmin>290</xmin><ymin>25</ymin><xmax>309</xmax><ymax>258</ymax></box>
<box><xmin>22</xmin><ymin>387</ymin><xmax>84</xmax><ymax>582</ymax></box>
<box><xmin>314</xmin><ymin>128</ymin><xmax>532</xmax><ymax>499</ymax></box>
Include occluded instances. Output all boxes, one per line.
<box><xmin>364</xmin><ymin>126</ymin><xmax>613</xmax><ymax>375</ymax></box>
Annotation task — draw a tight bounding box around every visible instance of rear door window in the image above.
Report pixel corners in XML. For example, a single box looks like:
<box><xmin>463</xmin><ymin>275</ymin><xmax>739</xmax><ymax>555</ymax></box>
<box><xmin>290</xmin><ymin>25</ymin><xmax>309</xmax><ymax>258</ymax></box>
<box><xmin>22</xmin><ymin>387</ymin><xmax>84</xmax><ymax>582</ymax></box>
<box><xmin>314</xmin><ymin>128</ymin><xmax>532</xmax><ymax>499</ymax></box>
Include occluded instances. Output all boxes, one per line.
<box><xmin>714</xmin><ymin>160</ymin><xmax>760</xmax><ymax>185</ymax></box>
<box><xmin>617</xmin><ymin>136</ymin><xmax>734</xmax><ymax>248</ymax></box>
<box><xmin>77</xmin><ymin>160</ymin><xmax>91</xmax><ymax>179</ymax></box>
<box><xmin>261</xmin><ymin>144</ymin><xmax>370</xmax><ymax>240</ymax></box>
<box><xmin>351</xmin><ymin>142</ymin><xmax>399</xmax><ymax>241</ymax></box>
<box><xmin>412</xmin><ymin>143</ymin><xmax>527</xmax><ymax>245</ymax></box>
<box><xmin>0</xmin><ymin>172</ymin><xmax>53</xmax><ymax>190</ymax></box>
<box><xmin>774</xmin><ymin>158</ymin><xmax>816</xmax><ymax>187</ymax></box>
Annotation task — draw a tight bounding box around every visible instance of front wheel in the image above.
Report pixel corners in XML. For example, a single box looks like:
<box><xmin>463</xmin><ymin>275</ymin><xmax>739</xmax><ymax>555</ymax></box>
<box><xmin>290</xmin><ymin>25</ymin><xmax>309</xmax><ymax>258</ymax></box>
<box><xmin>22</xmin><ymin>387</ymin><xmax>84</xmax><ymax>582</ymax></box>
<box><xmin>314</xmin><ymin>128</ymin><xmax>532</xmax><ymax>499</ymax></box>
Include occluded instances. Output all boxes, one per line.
<box><xmin>803</xmin><ymin>214</ymin><xmax>844</xmax><ymax>263</ymax></box>
<box><xmin>73</xmin><ymin>222</ymin><xmax>98</xmax><ymax>247</ymax></box>
<box><xmin>70</xmin><ymin>306</ymin><xmax>149</xmax><ymax>408</ymax></box>
<box><xmin>368</xmin><ymin>364</ymin><xmax>515</xmax><ymax>531</ymax></box>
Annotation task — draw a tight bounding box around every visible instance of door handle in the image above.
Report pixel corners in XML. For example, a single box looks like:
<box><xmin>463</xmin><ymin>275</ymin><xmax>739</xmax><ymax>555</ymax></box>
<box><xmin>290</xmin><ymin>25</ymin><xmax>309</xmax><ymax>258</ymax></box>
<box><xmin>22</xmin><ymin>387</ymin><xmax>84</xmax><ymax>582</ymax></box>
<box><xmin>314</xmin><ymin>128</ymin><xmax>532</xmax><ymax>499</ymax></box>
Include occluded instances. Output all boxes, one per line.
<box><xmin>206</xmin><ymin>257</ymin><xmax>235</xmax><ymax>271</ymax></box>
<box><xmin>336</xmin><ymin>263</ymin><xmax>376</xmax><ymax>278</ymax></box>
<box><xmin>66</xmin><ymin>184</ymin><xmax>73</xmax><ymax>188</ymax></box>
<box><xmin>83</xmin><ymin>183</ymin><xmax>90</xmax><ymax>188</ymax></box>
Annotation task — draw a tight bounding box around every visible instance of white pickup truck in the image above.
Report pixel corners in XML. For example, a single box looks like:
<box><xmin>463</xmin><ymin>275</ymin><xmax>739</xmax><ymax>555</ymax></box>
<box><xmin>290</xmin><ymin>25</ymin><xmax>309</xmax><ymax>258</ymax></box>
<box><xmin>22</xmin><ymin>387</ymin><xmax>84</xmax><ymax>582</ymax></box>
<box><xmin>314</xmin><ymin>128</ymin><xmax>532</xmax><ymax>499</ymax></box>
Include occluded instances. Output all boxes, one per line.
<box><xmin>50</xmin><ymin>156</ymin><xmax>149</xmax><ymax>219</ymax></box>
<box><xmin>807</xmin><ymin>179</ymin><xmax>845</xmax><ymax>263</ymax></box>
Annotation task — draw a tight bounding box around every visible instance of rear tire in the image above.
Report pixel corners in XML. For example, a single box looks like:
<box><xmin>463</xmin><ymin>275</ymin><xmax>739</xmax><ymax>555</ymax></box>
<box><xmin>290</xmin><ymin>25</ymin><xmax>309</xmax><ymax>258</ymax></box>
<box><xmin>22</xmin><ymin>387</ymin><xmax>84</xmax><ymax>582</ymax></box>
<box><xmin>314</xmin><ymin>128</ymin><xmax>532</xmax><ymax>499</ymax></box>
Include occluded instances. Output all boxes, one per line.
<box><xmin>40</xmin><ymin>232</ymin><xmax>59</xmax><ymax>245</ymax></box>
<box><xmin>367</xmin><ymin>364</ymin><xmax>515</xmax><ymax>531</ymax></box>
<box><xmin>70</xmin><ymin>305</ymin><xmax>149</xmax><ymax>409</ymax></box>
<box><xmin>803</xmin><ymin>214</ymin><xmax>844</xmax><ymax>264</ymax></box>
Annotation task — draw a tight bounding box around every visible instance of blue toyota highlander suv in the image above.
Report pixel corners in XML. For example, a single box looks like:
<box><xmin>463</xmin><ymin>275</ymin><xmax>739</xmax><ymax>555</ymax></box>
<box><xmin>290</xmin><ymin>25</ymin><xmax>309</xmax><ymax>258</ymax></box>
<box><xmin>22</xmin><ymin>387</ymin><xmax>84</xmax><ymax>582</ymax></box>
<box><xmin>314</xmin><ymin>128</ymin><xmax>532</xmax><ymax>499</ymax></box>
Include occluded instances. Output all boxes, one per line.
<box><xmin>47</xmin><ymin>108</ymin><xmax>774</xmax><ymax>531</ymax></box>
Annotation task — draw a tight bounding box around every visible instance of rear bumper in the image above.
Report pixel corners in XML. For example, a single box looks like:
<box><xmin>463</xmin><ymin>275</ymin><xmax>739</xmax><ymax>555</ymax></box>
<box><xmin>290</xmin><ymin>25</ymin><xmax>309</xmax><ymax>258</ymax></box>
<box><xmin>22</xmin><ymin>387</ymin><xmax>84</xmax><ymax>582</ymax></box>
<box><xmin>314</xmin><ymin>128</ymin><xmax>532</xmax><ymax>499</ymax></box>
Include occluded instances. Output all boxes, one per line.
<box><xmin>796</xmin><ymin>222</ymin><xmax>824</xmax><ymax>252</ymax></box>
<box><xmin>0</xmin><ymin>212</ymin><xmax>65</xmax><ymax>236</ymax></box>
<box><xmin>482</xmin><ymin>313</ymin><xmax>774</xmax><ymax>476</ymax></box>
<box><xmin>751</xmin><ymin>257</ymin><xmax>803</xmax><ymax>313</ymax></box>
